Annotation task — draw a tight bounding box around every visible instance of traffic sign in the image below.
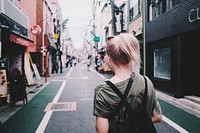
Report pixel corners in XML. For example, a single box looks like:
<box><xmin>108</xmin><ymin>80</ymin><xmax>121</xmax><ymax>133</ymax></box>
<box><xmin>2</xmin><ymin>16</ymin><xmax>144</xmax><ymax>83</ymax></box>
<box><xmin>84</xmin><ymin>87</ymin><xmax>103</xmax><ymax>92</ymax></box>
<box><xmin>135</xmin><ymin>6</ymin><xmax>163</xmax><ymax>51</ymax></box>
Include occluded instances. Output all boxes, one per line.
<box><xmin>94</xmin><ymin>36</ymin><xmax>100</xmax><ymax>42</ymax></box>
<box><xmin>30</xmin><ymin>25</ymin><xmax>41</xmax><ymax>35</ymax></box>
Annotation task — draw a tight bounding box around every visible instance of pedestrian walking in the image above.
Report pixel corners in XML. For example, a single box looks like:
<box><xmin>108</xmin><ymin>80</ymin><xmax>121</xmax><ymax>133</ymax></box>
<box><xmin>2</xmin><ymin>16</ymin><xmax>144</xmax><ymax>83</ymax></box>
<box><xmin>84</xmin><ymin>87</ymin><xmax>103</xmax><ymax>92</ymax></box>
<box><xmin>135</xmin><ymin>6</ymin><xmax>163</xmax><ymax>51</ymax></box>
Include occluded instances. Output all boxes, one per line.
<box><xmin>93</xmin><ymin>33</ymin><xmax>162</xmax><ymax>133</ymax></box>
<box><xmin>86</xmin><ymin>55</ymin><xmax>91</xmax><ymax>71</ymax></box>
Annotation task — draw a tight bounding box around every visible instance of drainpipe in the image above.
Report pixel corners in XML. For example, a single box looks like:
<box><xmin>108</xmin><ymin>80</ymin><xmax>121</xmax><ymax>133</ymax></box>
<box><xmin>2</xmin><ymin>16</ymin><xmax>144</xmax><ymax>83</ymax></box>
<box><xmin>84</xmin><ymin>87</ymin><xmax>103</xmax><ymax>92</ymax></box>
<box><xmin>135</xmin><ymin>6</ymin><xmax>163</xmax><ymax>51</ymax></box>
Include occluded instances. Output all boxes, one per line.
<box><xmin>142</xmin><ymin>0</ymin><xmax>146</xmax><ymax>75</ymax></box>
<box><xmin>0</xmin><ymin>23</ymin><xmax>1</xmax><ymax>59</ymax></box>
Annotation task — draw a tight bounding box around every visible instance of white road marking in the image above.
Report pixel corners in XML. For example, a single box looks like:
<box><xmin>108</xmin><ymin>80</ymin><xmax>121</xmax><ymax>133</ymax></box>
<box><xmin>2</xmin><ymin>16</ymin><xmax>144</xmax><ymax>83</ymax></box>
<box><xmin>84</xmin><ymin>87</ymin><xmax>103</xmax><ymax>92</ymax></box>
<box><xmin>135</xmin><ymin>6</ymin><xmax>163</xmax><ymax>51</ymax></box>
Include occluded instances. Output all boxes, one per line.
<box><xmin>36</xmin><ymin>68</ymin><xmax>73</xmax><ymax>133</ymax></box>
<box><xmin>163</xmin><ymin>115</ymin><xmax>189</xmax><ymax>133</ymax></box>
<box><xmin>66</xmin><ymin>67</ymin><xmax>73</xmax><ymax>78</ymax></box>
<box><xmin>90</xmin><ymin>68</ymin><xmax>106</xmax><ymax>79</ymax></box>
<box><xmin>68</xmin><ymin>77</ymin><xmax>88</xmax><ymax>79</ymax></box>
<box><xmin>35</xmin><ymin>80</ymin><xmax>66</xmax><ymax>133</ymax></box>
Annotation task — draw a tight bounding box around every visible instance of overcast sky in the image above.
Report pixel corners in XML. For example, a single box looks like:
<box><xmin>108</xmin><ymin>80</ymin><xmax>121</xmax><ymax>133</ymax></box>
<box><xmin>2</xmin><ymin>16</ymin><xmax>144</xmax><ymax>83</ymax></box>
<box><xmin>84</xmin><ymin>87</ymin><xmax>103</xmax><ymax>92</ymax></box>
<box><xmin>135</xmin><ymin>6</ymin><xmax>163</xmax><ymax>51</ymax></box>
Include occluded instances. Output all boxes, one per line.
<box><xmin>58</xmin><ymin>0</ymin><xmax>93</xmax><ymax>49</ymax></box>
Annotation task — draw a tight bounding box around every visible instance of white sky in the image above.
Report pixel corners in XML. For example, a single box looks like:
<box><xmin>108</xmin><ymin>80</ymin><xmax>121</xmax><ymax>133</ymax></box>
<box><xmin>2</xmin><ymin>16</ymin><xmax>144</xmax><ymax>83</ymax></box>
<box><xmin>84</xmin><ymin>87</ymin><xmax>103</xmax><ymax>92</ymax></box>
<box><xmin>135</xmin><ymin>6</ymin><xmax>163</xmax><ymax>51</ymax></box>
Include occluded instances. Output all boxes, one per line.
<box><xmin>58</xmin><ymin>0</ymin><xmax>93</xmax><ymax>49</ymax></box>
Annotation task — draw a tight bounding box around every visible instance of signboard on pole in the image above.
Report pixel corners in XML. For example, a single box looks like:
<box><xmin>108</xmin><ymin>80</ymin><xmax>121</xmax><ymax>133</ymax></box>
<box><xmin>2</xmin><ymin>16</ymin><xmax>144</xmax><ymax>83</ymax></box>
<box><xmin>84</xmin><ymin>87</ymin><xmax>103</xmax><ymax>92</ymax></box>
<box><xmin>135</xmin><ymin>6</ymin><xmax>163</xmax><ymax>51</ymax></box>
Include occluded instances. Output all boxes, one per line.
<box><xmin>94</xmin><ymin>36</ymin><xmax>100</xmax><ymax>42</ymax></box>
<box><xmin>30</xmin><ymin>25</ymin><xmax>41</xmax><ymax>35</ymax></box>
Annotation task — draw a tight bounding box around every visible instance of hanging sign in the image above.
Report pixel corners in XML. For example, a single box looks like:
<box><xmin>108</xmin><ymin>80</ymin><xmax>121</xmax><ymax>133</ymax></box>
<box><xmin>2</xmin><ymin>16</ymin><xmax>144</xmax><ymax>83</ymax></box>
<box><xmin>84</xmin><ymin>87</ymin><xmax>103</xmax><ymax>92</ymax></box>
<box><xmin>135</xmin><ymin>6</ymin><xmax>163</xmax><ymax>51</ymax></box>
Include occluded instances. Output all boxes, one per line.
<box><xmin>54</xmin><ymin>33</ymin><xmax>59</xmax><ymax>39</ymax></box>
<box><xmin>30</xmin><ymin>25</ymin><xmax>41</xmax><ymax>35</ymax></box>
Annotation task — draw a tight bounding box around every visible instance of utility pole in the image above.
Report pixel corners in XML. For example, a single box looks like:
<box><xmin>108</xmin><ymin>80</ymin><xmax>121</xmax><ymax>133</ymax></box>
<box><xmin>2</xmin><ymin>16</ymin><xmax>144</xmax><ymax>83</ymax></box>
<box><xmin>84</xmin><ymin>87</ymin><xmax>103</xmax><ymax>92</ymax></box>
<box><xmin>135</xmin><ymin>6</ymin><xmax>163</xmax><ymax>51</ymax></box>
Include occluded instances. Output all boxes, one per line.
<box><xmin>142</xmin><ymin>0</ymin><xmax>146</xmax><ymax>75</ymax></box>
<box><xmin>0</xmin><ymin>23</ymin><xmax>2</xmax><ymax>69</ymax></box>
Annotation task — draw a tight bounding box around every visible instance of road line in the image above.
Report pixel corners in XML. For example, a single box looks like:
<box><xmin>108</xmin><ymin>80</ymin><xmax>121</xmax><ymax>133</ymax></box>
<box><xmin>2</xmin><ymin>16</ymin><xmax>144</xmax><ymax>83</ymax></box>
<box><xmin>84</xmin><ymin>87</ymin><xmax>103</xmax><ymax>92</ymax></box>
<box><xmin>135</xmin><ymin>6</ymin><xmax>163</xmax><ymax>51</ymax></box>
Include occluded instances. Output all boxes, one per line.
<box><xmin>68</xmin><ymin>77</ymin><xmax>88</xmax><ymax>79</ymax></box>
<box><xmin>35</xmin><ymin>80</ymin><xmax>67</xmax><ymax>133</ymax></box>
<box><xmin>90</xmin><ymin>68</ymin><xmax>106</xmax><ymax>79</ymax></box>
<box><xmin>163</xmin><ymin>115</ymin><xmax>189</xmax><ymax>133</ymax></box>
<box><xmin>66</xmin><ymin>67</ymin><xmax>73</xmax><ymax>78</ymax></box>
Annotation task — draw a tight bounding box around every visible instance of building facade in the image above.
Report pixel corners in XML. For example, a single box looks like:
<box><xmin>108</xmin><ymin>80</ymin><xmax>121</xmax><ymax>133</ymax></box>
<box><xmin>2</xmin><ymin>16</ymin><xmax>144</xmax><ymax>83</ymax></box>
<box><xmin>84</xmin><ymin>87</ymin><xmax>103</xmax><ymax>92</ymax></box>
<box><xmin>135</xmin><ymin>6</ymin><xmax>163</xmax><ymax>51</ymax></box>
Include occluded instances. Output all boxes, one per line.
<box><xmin>145</xmin><ymin>0</ymin><xmax>200</xmax><ymax>97</ymax></box>
<box><xmin>0</xmin><ymin>0</ymin><xmax>34</xmax><ymax>105</ymax></box>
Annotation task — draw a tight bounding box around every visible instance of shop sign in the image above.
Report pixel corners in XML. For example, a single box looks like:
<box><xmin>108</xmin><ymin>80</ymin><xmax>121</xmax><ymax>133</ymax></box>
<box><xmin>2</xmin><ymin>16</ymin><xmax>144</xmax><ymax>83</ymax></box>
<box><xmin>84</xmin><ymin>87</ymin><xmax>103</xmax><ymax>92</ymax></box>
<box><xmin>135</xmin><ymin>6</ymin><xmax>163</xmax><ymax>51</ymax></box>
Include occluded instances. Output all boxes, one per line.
<box><xmin>30</xmin><ymin>25</ymin><xmax>41</xmax><ymax>35</ymax></box>
<box><xmin>9</xmin><ymin>34</ymin><xmax>34</xmax><ymax>47</ymax></box>
<box><xmin>189</xmin><ymin>7</ymin><xmax>200</xmax><ymax>22</ymax></box>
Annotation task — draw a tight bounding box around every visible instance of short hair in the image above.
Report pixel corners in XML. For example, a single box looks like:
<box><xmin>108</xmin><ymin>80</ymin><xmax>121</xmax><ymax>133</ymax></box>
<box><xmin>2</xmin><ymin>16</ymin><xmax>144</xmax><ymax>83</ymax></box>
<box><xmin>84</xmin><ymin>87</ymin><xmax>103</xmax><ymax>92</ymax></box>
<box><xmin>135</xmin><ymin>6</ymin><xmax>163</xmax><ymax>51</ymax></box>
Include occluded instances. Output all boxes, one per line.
<box><xmin>106</xmin><ymin>33</ymin><xmax>141</xmax><ymax>73</ymax></box>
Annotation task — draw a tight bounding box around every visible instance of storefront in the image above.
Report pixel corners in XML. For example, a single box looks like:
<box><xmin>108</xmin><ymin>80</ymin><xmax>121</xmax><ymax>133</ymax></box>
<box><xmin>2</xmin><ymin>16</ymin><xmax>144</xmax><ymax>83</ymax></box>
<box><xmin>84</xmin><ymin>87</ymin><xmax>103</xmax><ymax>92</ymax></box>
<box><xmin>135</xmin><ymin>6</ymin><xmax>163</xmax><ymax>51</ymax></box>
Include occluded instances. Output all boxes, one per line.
<box><xmin>0</xmin><ymin>14</ymin><xmax>34</xmax><ymax>105</ymax></box>
<box><xmin>145</xmin><ymin>0</ymin><xmax>200</xmax><ymax>97</ymax></box>
<box><xmin>1</xmin><ymin>26</ymin><xmax>33</xmax><ymax>75</ymax></box>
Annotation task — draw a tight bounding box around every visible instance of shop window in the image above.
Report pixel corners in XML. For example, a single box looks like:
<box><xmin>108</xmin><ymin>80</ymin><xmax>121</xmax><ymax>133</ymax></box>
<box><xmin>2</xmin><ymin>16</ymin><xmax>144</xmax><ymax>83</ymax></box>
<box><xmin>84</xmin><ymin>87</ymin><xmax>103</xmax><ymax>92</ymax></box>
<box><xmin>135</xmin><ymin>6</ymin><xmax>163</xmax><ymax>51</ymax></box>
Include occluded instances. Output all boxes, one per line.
<box><xmin>129</xmin><ymin>0</ymin><xmax>141</xmax><ymax>21</ymax></box>
<box><xmin>154</xmin><ymin>47</ymin><xmax>171</xmax><ymax>80</ymax></box>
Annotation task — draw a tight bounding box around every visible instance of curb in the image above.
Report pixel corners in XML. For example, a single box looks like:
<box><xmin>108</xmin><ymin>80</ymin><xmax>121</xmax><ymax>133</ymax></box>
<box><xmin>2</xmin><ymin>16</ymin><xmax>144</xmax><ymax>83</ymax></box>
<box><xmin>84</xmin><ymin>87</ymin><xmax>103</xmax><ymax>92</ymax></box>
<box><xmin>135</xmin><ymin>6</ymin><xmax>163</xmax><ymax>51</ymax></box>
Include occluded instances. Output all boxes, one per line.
<box><xmin>156</xmin><ymin>90</ymin><xmax>200</xmax><ymax>119</ymax></box>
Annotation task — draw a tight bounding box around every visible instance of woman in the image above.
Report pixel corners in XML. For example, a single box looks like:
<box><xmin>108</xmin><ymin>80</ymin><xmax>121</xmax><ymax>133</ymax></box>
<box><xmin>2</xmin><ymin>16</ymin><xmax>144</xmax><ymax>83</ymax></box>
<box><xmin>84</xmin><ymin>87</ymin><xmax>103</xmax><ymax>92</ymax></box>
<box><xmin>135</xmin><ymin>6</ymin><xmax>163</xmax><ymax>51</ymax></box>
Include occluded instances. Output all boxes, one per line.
<box><xmin>93</xmin><ymin>33</ymin><xmax>162</xmax><ymax>133</ymax></box>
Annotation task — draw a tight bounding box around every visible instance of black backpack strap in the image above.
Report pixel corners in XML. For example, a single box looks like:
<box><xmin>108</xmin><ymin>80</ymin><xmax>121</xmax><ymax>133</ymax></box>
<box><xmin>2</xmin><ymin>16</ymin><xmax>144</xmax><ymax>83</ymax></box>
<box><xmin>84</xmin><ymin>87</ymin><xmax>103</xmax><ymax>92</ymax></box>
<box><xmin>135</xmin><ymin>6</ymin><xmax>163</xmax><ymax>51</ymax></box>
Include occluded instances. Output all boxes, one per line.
<box><xmin>106</xmin><ymin>76</ymin><xmax>148</xmax><ymax>112</ymax></box>
<box><xmin>143</xmin><ymin>76</ymin><xmax>148</xmax><ymax>107</ymax></box>
<box><xmin>105</xmin><ymin>77</ymin><xmax>134</xmax><ymax>111</ymax></box>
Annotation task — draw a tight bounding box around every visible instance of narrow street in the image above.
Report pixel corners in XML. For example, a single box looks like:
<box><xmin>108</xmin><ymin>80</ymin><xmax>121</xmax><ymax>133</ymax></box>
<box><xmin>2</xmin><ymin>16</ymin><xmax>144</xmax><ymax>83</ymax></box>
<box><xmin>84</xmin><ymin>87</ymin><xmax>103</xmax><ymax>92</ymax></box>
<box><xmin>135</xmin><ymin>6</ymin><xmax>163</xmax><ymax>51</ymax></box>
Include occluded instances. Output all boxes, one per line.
<box><xmin>0</xmin><ymin>63</ymin><xmax>199</xmax><ymax>133</ymax></box>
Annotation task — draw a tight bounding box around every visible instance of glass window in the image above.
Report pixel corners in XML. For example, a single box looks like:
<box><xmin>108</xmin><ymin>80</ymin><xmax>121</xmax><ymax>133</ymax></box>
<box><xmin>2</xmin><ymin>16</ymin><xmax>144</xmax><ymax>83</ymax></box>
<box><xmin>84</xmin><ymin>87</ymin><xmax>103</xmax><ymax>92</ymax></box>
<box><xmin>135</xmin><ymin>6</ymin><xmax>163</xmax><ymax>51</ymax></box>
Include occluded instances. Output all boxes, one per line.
<box><xmin>154</xmin><ymin>47</ymin><xmax>171</xmax><ymax>80</ymax></box>
<box><xmin>129</xmin><ymin>0</ymin><xmax>141</xmax><ymax>21</ymax></box>
<box><xmin>149</xmin><ymin>0</ymin><xmax>181</xmax><ymax>21</ymax></box>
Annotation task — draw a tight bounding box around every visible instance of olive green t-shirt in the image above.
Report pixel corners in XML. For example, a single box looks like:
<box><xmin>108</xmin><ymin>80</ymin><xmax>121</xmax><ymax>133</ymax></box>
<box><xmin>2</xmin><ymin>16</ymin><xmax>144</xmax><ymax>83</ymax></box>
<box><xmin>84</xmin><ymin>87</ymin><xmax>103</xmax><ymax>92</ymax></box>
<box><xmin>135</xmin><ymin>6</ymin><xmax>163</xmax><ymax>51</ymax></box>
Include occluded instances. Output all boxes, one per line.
<box><xmin>93</xmin><ymin>74</ymin><xmax>158</xmax><ymax>118</ymax></box>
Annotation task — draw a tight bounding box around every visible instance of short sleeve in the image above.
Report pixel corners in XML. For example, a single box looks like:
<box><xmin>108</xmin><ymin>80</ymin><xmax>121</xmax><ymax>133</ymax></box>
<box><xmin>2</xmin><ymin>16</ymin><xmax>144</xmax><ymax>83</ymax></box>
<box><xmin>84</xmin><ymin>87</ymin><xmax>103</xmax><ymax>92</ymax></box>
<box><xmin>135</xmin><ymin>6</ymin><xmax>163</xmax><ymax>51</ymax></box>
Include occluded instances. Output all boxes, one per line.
<box><xmin>93</xmin><ymin>83</ymin><xmax>112</xmax><ymax>118</ymax></box>
<box><xmin>145</xmin><ymin>76</ymin><xmax>161</xmax><ymax>116</ymax></box>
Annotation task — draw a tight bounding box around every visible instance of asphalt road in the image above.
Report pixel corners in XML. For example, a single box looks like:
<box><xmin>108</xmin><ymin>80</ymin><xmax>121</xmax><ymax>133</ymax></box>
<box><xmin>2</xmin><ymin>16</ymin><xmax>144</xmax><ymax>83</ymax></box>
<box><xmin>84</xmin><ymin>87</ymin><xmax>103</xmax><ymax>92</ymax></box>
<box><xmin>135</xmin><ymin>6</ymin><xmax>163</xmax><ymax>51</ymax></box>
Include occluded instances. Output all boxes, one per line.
<box><xmin>0</xmin><ymin>63</ymin><xmax>199</xmax><ymax>133</ymax></box>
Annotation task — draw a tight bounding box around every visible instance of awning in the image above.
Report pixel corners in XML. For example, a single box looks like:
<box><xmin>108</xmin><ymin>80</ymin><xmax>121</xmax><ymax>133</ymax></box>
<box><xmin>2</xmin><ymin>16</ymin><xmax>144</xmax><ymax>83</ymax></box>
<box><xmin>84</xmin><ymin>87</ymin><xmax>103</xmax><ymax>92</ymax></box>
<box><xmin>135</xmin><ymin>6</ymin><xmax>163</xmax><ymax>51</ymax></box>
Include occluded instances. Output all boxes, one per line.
<box><xmin>1</xmin><ymin>26</ymin><xmax>34</xmax><ymax>47</ymax></box>
<box><xmin>48</xmin><ymin>37</ymin><xmax>57</xmax><ymax>50</ymax></box>
<box><xmin>9</xmin><ymin>33</ymin><xmax>34</xmax><ymax>47</ymax></box>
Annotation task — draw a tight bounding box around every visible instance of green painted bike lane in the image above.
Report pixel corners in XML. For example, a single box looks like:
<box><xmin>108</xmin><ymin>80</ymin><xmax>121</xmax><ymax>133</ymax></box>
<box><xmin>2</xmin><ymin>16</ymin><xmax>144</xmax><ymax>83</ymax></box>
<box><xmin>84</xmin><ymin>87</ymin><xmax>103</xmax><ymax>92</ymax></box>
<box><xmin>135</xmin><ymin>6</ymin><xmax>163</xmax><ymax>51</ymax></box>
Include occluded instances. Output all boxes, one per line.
<box><xmin>159</xmin><ymin>99</ymin><xmax>200</xmax><ymax>133</ymax></box>
<box><xmin>0</xmin><ymin>81</ymin><xmax>63</xmax><ymax>133</ymax></box>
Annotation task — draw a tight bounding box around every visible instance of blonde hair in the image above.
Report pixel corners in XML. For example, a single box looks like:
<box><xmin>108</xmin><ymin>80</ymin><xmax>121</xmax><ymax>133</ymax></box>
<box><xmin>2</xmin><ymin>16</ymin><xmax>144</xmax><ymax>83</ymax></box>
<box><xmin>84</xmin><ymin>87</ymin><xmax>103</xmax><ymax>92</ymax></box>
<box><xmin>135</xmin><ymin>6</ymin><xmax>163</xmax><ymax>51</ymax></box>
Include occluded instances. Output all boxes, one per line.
<box><xmin>106</xmin><ymin>33</ymin><xmax>141</xmax><ymax>73</ymax></box>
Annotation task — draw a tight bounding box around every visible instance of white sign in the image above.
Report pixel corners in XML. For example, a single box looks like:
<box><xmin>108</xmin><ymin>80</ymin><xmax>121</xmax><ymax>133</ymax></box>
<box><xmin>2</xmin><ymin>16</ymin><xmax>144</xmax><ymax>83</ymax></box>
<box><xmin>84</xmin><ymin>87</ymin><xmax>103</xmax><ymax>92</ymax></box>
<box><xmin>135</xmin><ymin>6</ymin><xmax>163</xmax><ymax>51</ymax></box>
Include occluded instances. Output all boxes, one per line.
<box><xmin>30</xmin><ymin>25</ymin><xmax>41</xmax><ymax>35</ymax></box>
<box><xmin>32</xmin><ymin>64</ymin><xmax>41</xmax><ymax>80</ymax></box>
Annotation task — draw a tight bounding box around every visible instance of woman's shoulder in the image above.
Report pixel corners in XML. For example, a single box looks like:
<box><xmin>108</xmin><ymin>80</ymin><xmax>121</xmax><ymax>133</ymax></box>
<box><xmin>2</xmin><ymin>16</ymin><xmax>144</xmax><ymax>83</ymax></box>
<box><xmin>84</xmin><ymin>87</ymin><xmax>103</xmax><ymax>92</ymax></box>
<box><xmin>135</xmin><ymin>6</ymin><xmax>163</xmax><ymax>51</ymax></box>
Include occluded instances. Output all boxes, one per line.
<box><xmin>94</xmin><ymin>81</ymin><xmax>110</xmax><ymax>94</ymax></box>
<box><xmin>134</xmin><ymin>74</ymin><xmax>155</xmax><ymax>91</ymax></box>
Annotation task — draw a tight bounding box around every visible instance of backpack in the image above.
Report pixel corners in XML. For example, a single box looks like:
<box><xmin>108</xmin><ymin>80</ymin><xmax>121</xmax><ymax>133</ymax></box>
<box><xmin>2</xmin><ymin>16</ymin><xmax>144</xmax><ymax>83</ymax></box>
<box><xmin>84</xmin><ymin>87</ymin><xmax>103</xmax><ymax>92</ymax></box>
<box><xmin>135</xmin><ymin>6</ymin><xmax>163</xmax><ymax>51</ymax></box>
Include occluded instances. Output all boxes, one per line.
<box><xmin>105</xmin><ymin>76</ymin><xmax>157</xmax><ymax>133</ymax></box>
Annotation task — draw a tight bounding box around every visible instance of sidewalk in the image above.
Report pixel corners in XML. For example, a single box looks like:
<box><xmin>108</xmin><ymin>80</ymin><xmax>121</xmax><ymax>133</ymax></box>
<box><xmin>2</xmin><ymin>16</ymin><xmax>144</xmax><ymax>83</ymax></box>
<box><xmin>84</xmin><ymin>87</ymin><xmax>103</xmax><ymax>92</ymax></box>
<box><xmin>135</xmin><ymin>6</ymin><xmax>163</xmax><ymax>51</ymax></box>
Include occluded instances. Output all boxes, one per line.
<box><xmin>0</xmin><ymin>77</ymin><xmax>45</xmax><ymax>124</ymax></box>
<box><xmin>156</xmin><ymin>90</ymin><xmax>200</xmax><ymax>119</ymax></box>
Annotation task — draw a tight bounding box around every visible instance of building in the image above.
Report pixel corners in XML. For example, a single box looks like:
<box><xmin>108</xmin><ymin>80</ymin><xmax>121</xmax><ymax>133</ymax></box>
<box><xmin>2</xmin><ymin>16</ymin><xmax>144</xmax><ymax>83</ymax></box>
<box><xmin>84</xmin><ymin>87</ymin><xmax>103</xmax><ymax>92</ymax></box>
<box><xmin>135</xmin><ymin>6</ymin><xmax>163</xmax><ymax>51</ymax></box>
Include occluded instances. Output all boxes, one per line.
<box><xmin>128</xmin><ymin>0</ymin><xmax>144</xmax><ymax>74</ymax></box>
<box><xmin>145</xmin><ymin>0</ymin><xmax>200</xmax><ymax>97</ymax></box>
<box><xmin>0</xmin><ymin>0</ymin><xmax>34</xmax><ymax>106</ymax></box>
<box><xmin>20</xmin><ymin>0</ymin><xmax>64</xmax><ymax>76</ymax></box>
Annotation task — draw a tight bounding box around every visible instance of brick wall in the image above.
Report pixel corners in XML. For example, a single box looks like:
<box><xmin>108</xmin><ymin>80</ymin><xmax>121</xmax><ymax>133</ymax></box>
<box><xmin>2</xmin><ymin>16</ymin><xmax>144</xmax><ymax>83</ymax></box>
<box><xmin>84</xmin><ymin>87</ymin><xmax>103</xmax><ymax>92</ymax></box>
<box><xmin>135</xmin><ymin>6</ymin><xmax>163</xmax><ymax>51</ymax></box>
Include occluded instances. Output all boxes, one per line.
<box><xmin>36</xmin><ymin>0</ymin><xmax>43</xmax><ymax>50</ymax></box>
<box><xmin>146</xmin><ymin>0</ymin><xmax>200</xmax><ymax>42</ymax></box>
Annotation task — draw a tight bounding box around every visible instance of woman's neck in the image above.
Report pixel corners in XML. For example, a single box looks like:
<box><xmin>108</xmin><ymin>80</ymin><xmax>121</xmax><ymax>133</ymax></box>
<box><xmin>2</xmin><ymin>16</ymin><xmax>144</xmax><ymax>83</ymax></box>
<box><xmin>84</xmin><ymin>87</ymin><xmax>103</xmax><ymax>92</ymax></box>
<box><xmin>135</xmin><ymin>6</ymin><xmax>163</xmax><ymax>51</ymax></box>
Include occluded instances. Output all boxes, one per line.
<box><xmin>110</xmin><ymin>65</ymin><xmax>132</xmax><ymax>83</ymax></box>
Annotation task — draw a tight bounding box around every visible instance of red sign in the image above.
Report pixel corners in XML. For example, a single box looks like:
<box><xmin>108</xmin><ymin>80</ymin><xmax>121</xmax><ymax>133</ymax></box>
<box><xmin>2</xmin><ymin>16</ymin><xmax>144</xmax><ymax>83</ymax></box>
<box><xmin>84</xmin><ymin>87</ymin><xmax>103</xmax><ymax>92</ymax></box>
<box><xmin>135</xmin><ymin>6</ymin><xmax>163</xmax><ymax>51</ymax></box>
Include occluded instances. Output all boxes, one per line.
<box><xmin>30</xmin><ymin>25</ymin><xmax>41</xmax><ymax>35</ymax></box>
<box><xmin>9</xmin><ymin>34</ymin><xmax>34</xmax><ymax>47</ymax></box>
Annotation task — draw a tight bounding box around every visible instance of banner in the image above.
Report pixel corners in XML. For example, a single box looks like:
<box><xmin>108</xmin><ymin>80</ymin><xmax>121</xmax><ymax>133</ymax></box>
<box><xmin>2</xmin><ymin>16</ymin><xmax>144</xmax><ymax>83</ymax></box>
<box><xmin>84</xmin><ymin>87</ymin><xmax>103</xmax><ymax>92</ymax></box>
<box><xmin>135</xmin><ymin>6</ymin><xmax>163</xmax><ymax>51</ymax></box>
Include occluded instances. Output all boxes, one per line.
<box><xmin>24</xmin><ymin>50</ymin><xmax>35</xmax><ymax>85</ymax></box>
